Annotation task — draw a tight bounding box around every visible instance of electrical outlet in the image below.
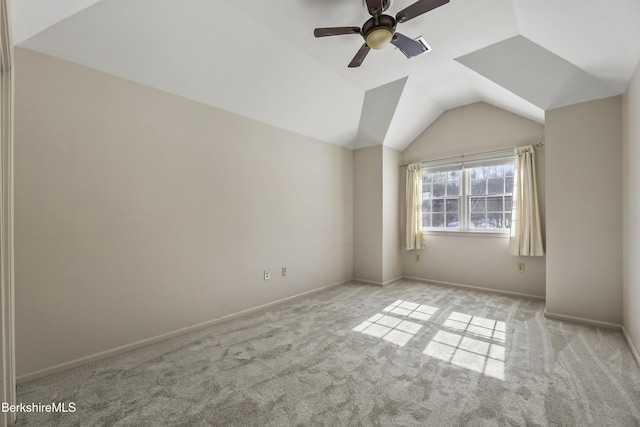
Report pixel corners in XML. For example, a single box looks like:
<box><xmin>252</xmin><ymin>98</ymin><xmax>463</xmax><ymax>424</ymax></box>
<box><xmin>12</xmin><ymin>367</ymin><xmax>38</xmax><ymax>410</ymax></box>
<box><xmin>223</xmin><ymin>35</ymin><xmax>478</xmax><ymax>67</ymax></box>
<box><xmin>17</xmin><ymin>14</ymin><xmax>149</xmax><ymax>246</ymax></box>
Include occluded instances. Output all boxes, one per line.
<box><xmin>282</xmin><ymin>267</ymin><xmax>287</xmax><ymax>276</ymax></box>
<box><xmin>517</xmin><ymin>263</ymin><xmax>525</xmax><ymax>273</ymax></box>
<box><xmin>416</xmin><ymin>253</ymin><xmax>420</xmax><ymax>262</ymax></box>
<box><xmin>264</xmin><ymin>270</ymin><xmax>270</xmax><ymax>280</ymax></box>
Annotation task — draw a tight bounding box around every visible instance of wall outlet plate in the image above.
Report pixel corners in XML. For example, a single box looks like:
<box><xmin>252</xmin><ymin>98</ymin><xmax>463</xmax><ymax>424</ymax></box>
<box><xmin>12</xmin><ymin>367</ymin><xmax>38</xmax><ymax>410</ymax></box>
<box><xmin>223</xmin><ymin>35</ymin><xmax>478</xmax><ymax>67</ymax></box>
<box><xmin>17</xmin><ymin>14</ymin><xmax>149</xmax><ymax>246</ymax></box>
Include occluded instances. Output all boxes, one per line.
<box><xmin>517</xmin><ymin>263</ymin><xmax>525</xmax><ymax>273</ymax></box>
<box><xmin>264</xmin><ymin>270</ymin><xmax>270</xmax><ymax>280</ymax></box>
<box><xmin>282</xmin><ymin>267</ymin><xmax>287</xmax><ymax>276</ymax></box>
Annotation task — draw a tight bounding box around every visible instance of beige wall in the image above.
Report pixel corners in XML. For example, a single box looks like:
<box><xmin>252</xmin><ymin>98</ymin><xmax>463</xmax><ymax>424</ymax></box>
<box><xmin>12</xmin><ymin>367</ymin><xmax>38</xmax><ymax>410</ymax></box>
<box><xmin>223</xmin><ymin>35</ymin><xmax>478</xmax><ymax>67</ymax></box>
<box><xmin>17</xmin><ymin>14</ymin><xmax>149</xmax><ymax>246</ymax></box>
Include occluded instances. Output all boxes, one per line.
<box><xmin>15</xmin><ymin>46</ymin><xmax>633</xmax><ymax>379</ymax></box>
<box><xmin>353</xmin><ymin>145</ymin><xmax>403</xmax><ymax>285</ymax></box>
<box><xmin>382</xmin><ymin>147</ymin><xmax>403</xmax><ymax>283</ymax></box>
<box><xmin>623</xmin><ymin>61</ymin><xmax>640</xmax><ymax>353</ymax></box>
<box><xmin>401</xmin><ymin>103</ymin><xmax>546</xmax><ymax>297</ymax></box>
<box><xmin>14</xmin><ymin>48</ymin><xmax>354</xmax><ymax>376</ymax></box>
<box><xmin>545</xmin><ymin>96</ymin><xmax>623</xmax><ymax>325</ymax></box>
<box><xmin>353</xmin><ymin>146</ymin><xmax>383</xmax><ymax>283</ymax></box>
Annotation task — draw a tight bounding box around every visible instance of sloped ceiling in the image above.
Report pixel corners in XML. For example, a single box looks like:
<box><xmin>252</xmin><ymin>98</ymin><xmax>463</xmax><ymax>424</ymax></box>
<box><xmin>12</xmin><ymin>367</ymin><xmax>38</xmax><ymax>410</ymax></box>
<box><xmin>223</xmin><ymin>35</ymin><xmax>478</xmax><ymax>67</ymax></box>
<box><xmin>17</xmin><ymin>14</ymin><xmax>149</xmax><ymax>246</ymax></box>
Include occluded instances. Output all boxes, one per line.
<box><xmin>11</xmin><ymin>0</ymin><xmax>640</xmax><ymax>150</ymax></box>
<box><xmin>456</xmin><ymin>36</ymin><xmax>619</xmax><ymax>110</ymax></box>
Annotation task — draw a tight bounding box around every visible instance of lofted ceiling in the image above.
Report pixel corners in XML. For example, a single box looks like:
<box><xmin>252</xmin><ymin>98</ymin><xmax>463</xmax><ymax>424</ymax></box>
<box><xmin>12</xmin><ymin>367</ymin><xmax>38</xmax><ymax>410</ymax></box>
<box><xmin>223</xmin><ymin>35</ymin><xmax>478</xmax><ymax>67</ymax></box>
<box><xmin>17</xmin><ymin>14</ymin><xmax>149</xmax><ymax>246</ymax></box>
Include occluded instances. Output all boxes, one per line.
<box><xmin>11</xmin><ymin>0</ymin><xmax>640</xmax><ymax>151</ymax></box>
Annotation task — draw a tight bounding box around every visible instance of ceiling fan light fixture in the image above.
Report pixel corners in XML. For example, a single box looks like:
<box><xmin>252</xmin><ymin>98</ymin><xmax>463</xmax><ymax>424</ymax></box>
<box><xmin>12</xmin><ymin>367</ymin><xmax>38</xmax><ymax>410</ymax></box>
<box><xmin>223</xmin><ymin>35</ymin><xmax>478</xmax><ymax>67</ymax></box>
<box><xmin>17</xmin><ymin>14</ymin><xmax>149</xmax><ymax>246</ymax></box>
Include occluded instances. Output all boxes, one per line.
<box><xmin>366</xmin><ymin>27</ymin><xmax>393</xmax><ymax>49</ymax></box>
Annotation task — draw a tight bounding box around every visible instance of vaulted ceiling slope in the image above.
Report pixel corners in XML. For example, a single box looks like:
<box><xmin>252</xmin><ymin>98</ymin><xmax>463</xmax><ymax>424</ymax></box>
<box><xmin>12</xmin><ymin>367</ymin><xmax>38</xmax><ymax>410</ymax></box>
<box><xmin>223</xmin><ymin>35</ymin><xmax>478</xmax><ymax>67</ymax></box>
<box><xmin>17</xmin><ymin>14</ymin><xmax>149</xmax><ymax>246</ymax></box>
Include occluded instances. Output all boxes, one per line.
<box><xmin>11</xmin><ymin>0</ymin><xmax>640</xmax><ymax>151</ymax></box>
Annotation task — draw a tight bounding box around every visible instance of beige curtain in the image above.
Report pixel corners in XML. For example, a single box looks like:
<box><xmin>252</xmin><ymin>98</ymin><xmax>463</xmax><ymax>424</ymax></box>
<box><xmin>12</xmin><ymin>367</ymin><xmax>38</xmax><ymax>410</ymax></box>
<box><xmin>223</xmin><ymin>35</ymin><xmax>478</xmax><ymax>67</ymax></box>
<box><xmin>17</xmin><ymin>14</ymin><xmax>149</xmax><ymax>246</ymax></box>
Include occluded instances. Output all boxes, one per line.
<box><xmin>509</xmin><ymin>146</ymin><xmax>544</xmax><ymax>256</ymax></box>
<box><xmin>405</xmin><ymin>163</ymin><xmax>424</xmax><ymax>250</ymax></box>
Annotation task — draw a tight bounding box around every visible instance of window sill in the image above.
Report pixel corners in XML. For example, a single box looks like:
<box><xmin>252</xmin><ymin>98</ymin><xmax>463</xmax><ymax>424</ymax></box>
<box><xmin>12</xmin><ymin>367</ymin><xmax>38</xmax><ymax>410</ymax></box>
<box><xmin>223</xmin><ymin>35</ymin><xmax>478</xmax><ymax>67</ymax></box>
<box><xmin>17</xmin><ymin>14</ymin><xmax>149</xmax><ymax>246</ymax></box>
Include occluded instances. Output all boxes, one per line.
<box><xmin>423</xmin><ymin>229</ymin><xmax>509</xmax><ymax>238</ymax></box>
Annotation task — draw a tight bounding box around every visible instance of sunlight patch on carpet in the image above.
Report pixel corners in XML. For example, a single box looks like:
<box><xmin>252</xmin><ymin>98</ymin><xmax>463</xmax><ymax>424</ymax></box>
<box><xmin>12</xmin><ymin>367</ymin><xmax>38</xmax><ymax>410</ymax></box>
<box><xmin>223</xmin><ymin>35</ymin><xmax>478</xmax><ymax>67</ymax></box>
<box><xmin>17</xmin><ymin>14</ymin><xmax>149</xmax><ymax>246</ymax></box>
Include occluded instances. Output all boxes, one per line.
<box><xmin>353</xmin><ymin>299</ymin><xmax>438</xmax><ymax>347</ymax></box>
<box><xmin>423</xmin><ymin>312</ymin><xmax>507</xmax><ymax>380</ymax></box>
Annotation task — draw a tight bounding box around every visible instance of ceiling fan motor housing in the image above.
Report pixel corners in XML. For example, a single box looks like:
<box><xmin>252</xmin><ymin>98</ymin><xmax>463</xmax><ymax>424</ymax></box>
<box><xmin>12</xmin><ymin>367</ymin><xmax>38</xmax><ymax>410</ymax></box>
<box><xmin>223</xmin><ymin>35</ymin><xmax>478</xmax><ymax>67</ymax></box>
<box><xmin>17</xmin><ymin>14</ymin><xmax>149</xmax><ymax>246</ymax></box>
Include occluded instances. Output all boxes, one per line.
<box><xmin>362</xmin><ymin>14</ymin><xmax>396</xmax><ymax>50</ymax></box>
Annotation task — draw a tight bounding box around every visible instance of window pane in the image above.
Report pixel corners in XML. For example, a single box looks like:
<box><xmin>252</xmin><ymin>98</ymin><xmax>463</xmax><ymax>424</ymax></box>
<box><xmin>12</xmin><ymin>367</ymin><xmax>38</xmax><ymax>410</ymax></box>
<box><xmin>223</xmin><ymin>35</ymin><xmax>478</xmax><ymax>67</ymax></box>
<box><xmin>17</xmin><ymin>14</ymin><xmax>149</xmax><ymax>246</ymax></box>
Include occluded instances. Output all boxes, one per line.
<box><xmin>505</xmin><ymin>196</ymin><xmax>512</xmax><ymax>211</ymax></box>
<box><xmin>504</xmin><ymin>164</ymin><xmax>514</xmax><ymax>176</ymax></box>
<box><xmin>470</xmin><ymin>213</ymin><xmax>485</xmax><ymax>229</ymax></box>
<box><xmin>433</xmin><ymin>172</ymin><xmax>445</xmax><ymax>183</ymax></box>
<box><xmin>488</xmin><ymin>178</ymin><xmax>504</xmax><ymax>194</ymax></box>
<box><xmin>446</xmin><ymin>213</ymin><xmax>459</xmax><ymax>228</ymax></box>
<box><xmin>423</xmin><ymin>214</ymin><xmax>430</xmax><ymax>227</ymax></box>
<box><xmin>476</xmin><ymin>168</ymin><xmax>488</xmax><ymax>179</ymax></box>
<box><xmin>489</xmin><ymin>165</ymin><xmax>503</xmax><ymax>177</ymax></box>
<box><xmin>487</xmin><ymin>196</ymin><xmax>503</xmax><ymax>211</ymax></box>
<box><xmin>423</xmin><ymin>201</ymin><xmax>431</xmax><ymax>212</ymax></box>
<box><xmin>446</xmin><ymin>198</ymin><xmax>459</xmax><ymax>213</ymax></box>
<box><xmin>470</xmin><ymin>197</ymin><xmax>486</xmax><ymax>212</ymax></box>
<box><xmin>432</xmin><ymin>213</ymin><xmax>444</xmax><ymax>228</ymax></box>
<box><xmin>487</xmin><ymin>213</ymin><xmax>504</xmax><ymax>228</ymax></box>
<box><xmin>471</xmin><ymin>179</ymin><xmax>486</xmax><ymax>195</ymax></box>
<box><xmin>423</xmin><ymin>173</ymin><xmax>432</xmax><ymax>184</ymax></box>
<box><xmin>447</xmin><ymin>181</ymin><xmax>460</xmax><ymax>196</ymax></box>
<box><xmin>505</xmin><ymin>177</ymin><xmax>513</xmax><ymax>193</ymax></box>
<box><xmin>448</xmin><ymin>171</ymin><xmax>460</xmax><ymax>181</ymax></box>
<box><xmin>432</xmin><ymin>199</ymin><xmax>444</xmax><ymax>213</ymax></box>
<box><xmin>433</xmin><ymin>183</ymin><xmax>445</xmax><ymax>197</ymax></box>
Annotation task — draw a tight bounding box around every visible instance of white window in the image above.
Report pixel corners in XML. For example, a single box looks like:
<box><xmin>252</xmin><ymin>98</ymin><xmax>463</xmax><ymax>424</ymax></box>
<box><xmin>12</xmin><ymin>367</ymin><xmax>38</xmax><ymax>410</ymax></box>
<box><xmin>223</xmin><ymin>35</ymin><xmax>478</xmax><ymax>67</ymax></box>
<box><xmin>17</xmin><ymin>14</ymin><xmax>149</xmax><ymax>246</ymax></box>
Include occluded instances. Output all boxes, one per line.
<box><xmin>422</xmin><ymin>153</ymin><xmax>514</xmax><ymax>233</ymax></box>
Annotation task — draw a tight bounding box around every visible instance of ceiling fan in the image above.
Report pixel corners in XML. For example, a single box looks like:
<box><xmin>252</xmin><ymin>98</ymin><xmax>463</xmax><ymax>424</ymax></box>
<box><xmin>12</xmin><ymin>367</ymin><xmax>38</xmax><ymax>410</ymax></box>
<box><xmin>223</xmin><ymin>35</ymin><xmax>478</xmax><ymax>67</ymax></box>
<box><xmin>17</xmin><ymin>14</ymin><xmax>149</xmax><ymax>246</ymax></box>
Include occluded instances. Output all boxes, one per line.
<box><xmin>314</xmin><ymin>0</ymin><xmax>449</xmax><ymax>67</ymax></box>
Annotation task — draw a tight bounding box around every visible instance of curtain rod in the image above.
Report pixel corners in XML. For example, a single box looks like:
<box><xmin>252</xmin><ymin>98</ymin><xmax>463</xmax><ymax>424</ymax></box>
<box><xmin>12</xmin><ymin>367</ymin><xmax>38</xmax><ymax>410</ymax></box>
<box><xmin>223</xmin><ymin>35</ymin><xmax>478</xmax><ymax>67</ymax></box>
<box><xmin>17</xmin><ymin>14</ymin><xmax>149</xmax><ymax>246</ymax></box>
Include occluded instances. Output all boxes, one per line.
<box><xmin>400</xmin><ymin>140</ymin><xmax>544</xmax><ymax>168</ymax></box>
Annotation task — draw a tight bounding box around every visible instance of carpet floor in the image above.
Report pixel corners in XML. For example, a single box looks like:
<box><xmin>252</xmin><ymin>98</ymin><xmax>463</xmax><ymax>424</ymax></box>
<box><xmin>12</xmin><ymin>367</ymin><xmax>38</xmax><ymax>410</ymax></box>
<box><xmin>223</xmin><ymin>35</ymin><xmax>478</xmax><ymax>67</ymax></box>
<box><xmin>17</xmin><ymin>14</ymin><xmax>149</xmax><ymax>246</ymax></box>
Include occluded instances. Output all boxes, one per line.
<box><xmin>15</xmin><ymin>280</ymin><xmax>640</xmax><ymax>426</ymax></box>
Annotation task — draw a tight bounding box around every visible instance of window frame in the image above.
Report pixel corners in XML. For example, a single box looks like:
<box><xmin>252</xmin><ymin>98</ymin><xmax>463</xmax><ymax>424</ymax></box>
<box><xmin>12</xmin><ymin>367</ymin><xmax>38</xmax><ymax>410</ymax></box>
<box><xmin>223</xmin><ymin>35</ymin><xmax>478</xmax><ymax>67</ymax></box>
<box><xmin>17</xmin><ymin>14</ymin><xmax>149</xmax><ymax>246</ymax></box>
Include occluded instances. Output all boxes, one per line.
<box><xmin>421</xmin><ymin>154</ymin><xmax>515</xmax><ymax>236</ymax></box>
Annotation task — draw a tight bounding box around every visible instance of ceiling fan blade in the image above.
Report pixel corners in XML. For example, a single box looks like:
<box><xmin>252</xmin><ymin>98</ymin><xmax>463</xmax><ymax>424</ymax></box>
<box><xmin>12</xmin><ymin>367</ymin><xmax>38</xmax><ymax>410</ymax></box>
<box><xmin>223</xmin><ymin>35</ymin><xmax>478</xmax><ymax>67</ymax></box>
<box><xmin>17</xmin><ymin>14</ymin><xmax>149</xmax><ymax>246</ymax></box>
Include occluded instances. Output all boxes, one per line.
<box><xmin>396</xmin><ymin>0</ymin><xmax>449</xmax><ymax>23</ymax></box>
<box><xmin>364</xmin><ymin>0</ymin><xmax>388</xmax><ymax>16</ymax></box>
<box><xmin>391</xmin><ymin>32</ymin><xmax>427</xmax><ymax>57</ymax></box>
<box><xmin>348</xmin><ymin>44</ymin><xmax>371</xmax><ymax>68</ymax></box>
<box><xmin>366</xmin><ymin>0</ymin><xmax>382</xmax><ymax>16</ymax></box>
<box><xmin>314</xmin><ymin>27</ymin><xmax>361</xmax><ymax>37</ymax></box>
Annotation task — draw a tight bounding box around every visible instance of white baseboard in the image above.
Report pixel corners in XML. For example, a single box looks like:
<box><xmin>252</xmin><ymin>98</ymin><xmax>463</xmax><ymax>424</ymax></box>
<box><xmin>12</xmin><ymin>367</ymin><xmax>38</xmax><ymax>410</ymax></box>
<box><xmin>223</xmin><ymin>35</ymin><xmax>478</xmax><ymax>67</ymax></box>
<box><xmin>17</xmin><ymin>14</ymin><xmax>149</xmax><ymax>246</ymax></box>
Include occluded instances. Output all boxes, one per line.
<box><xmin>353</xmin><ymin>278</ymin><xmax>383</xmax><ymax>286</ymax></box>
<box><xmin>403</xmin><ymin>276</ymin><xmax>546</xmax><ymax>301</ymax></box>
<box><xmin>543</xmin><ymin>310</ymin><xmax>622</xmax><ymax>330</ymax></box>
<box><xmin>17</xmin><ymin>279</ymin><xmax>352</xmax><ymax>384</ymax></box>
<box><xmin>383</xmin><ymin>277</ymin><xmax>403</xmax><ymax>287</ymax></box>
<box><xmin>622</xmin><ymin>326</ymin><xmax>640</xmax><ymax>369</ymax></box>
<box><xmin>353</xmin><ymin>276</ymin><xmax>403</xmax><ymax>287</ymax></box>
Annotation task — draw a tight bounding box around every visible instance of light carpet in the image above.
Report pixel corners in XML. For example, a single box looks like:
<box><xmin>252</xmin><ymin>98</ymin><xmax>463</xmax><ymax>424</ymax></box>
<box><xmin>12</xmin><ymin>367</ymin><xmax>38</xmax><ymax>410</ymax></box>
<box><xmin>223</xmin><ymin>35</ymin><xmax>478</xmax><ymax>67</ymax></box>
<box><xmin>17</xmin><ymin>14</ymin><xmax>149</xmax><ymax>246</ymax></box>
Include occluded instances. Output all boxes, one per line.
<box><xmin>15</xmin><ymin>280</ymin><xmax>640</xmax><ymax>426</ymax></box>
